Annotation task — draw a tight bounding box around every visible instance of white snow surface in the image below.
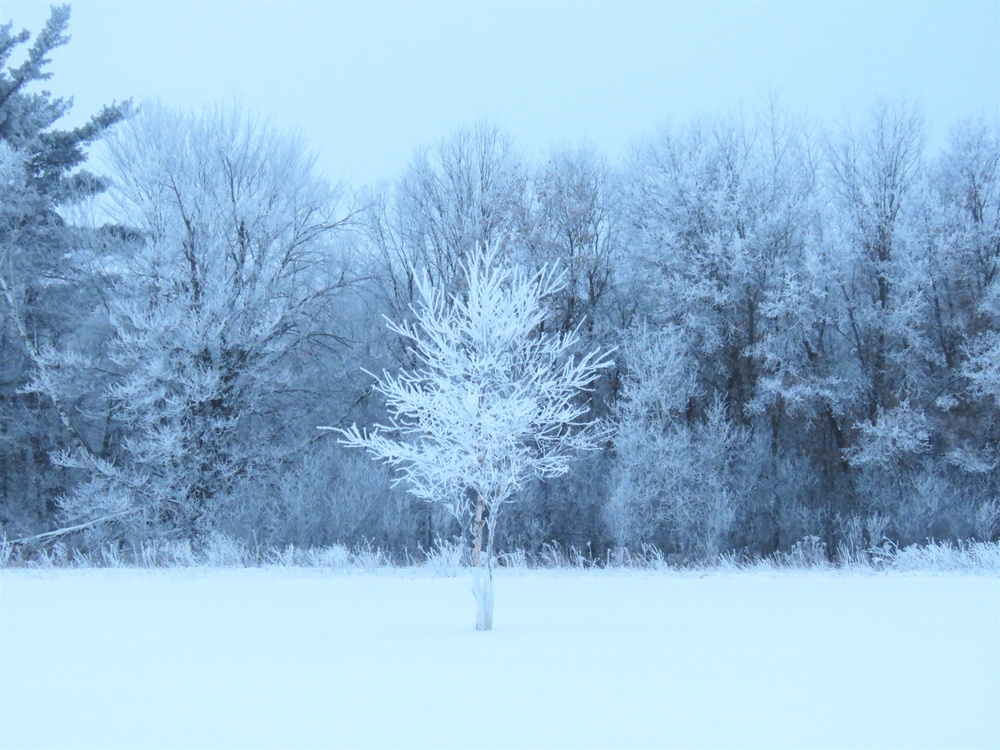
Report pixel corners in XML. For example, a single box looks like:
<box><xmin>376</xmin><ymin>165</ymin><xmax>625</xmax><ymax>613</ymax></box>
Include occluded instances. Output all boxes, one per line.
<box><xmin>1</xmin><ymin>568</ymin><xmax>997</xmax><ymax>750</ymax></box>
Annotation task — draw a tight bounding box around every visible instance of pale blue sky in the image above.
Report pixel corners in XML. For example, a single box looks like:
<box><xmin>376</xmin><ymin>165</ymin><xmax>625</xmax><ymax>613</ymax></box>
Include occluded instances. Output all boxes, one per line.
<box><xmin>4</xmin><ymin>1</ymin><xmax>999</xmax><ymax>186</ymax></box>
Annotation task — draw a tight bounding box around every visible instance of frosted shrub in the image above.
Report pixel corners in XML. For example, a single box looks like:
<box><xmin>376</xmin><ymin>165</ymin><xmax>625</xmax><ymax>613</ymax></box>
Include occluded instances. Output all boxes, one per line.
<box><xmin>879</xmin><ymin>465</ymin><xmax>1000</xmax><ymax>550</ymax></box>
<box><xmin>263</xmin><ymin>540</ymin><xmax>390</xmax><ymax>570</ymax></box>
<box><xmin>639</xmin><ymin>543</ymin><xmax>667</xmax><ymax>569</ymax></box>
<box><xmin>500</xmin><ymin>452</ymin><xmax>615</xmax><ymax>559</ymax></box>
<box><xmin>24</xmin><ymin>542</ymin><xmax>70</xmax><ymax>568</ymax></box>
<box><xmin>305</xmin><ymin>545</ymin><xmax>352</xmax><ymax>568</ymax></box>
<box><xmin>538</xmin><ymin>541</ymin><xmax>569</xmax><ymax>568</ymax></box>
<box><xmin>612</xmin><ymin>398</ymin><xmax>743</xmax><ymax>559</ymax></box>
<box><xmin>98</xmin><ymin>543</ymin><xmax>124</xmax><ymax>568</ymax></box>
<box><xmin>609</xmin><ymin>326</ymin><xmax>785</xmax><ymax>560</ymax></box>
<box><xmin>744</xmin><ymin>446</ymin><xmax>822</xmax><ymax>554</ymax></box>
<box><xmin>785</xmin><ymin>536</ymin><xmax>829</xmax><ymax>567</ymax></box>
<box><xmin>905</xmin><ymin>471</ymin><xmax>971</xmax><ymax>542</ymax></box>
<box><xmin>70</xmin><ymin>548</ymin><xmax>93</xmax><ymax>566</ymax></box>
<box><xmin>137</xmin><ymin>538</ymin><xmax>196</xmax><ymax>567</ymax></box>
<box><xmin>872</xmin><ymin>540</ymin><xmax>1000</xmax><ymax>573</ymax></box>
<box><xmin>420</xmin><ymin>537</ymin><xmax>466</xmax><ymax>576</ymax></box>
<box><xmin>496</xmin><ymin>549</ymin><xmax>528</xmax><ymax>569</ymax></box>
<box><xmin>266</xmin><ymin>545</ymin><xmax>299</xmax><ymax>567</ymax></box>
<box><xmin>836</xmin><ymin>513</ymin><xmax>891</xmax><ymax>564</ymax></box>
<box><xmin>273</xmin><ymin>446</ymin><xmax>417</xmax><ymax>554</ymax></box>
<box><xmin>267</xmin><ymin>544</ymin><xmax>353</xmax><ymax>568</ymax></box>
<box><xmin>534</xmin><ymin>541</ymin><xmax>595</xmax><ymax>568</ymax></box>
<box><xmin>199</xmin><ymin>533</ymin><xmax>253</xmax><ymax>567</ymax></box>
<box><xmin>350</xmin><ymin>540</ymin><xmax>391</xmax><ymax>571</ymax></box>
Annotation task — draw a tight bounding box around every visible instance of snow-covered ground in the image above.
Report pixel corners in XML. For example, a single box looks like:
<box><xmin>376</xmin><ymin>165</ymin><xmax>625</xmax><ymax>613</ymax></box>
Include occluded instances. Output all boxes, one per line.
<box><xmin>1</xmin><ymin>568</ymin><xmax>997</xmax><ymax>749</ymax></box>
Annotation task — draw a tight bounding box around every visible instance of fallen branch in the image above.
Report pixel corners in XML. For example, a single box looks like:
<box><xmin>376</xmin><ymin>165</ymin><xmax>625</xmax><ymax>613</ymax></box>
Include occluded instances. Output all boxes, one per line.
<box><xmin>9</xmin><ymin>509</ymin><xmax>135</xmax><ymax>546</ymax></box>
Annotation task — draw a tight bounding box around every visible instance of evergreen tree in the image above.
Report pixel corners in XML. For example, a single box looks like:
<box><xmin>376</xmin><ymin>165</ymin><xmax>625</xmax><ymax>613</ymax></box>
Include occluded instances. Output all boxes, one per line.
<box><xmin>0</xmin><ymin>6</ymin><xmax>125</xmax><ymax>535</ymax></box>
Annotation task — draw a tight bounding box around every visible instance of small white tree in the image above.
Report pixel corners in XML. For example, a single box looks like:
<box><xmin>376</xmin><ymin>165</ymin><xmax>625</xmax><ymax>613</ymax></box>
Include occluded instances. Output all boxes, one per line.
<box><xmin>330</xmin><ymin>244</ymin><xmax>612</xmax><ymax>630</ymax></box>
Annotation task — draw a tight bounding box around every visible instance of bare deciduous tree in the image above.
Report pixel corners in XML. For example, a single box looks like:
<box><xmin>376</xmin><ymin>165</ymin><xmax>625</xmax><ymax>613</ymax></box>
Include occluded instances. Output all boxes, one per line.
<box><xmin>62</xmin><ymin>101</ymin><xmax>351</xmax><ymax>539</ymax></box>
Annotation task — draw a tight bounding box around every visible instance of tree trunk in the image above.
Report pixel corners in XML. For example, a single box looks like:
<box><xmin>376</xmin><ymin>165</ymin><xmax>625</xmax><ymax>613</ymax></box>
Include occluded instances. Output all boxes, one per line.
<box><xmin>472</xmin><ymin>490</ymin><xmax>485</xmax><ymax>567</ymax></box>
<box><xmin>471</xmin><ymin>490</ymin><xmax>494</xmax><ymax>630</ymax></box>
<box><xmin>472</xmin><ymin>564</ymin><xmax>494</xmax><ymax>631</ymax></box>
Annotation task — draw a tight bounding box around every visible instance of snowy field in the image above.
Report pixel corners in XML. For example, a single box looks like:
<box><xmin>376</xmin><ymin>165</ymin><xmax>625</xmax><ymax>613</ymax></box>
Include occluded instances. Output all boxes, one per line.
<box><xmin>1</xmin><ymin>568</ymin><xmax>998</xmax><ymax>750</ymax></box>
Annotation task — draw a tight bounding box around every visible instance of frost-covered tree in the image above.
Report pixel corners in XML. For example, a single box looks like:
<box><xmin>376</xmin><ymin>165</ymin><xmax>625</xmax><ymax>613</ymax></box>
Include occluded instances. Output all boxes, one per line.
<box><xmin>352</xmin><ymin>125</ymin><xmax>531</xmax><ymax>548</ymax></box>
<box><xmin>362</xmin><ymin>122</ymin><xmax>528</xmax><ymax>330</ymax></box>
<box><xmin>619</xmin><ymin>104</ymin><xmax>821</xmax><ymax>554</ymax></box>
<box><xmin>903</xmin><ymin>117</ymin><xmax>1000</xmax><ymax>542</ymax></box>
<box><xmin>822</xmin><ymin>101</ymin><xmax>943</xmax><ymax>538</ymax></box>
<box><xmin>64</xmin><ymin>102</ymin><xmax>350</xmax><ymax>540</ymax></box>
<box><xmin>398</xmin><ymin>122</ymin><xmax>527</xmax><ymax>292</ymax></box>
<box><xmin>334</xmin><ymin>244</ymin><xmax>611</xmax><ymax>629</ymax></box>
<box><xmin>931</xmin><ymin>119</ymin><xmax>1000</xmax><ymax>434</ymax></box>
<box><xmin>625</xmin><ymin>105</ymin><xmax>818</xmax><ymax>426</ymax></box>
<box><xmin>827</xmin><ymin>100</ymin><xmax>926</xmax><ymax>425</ymax></box>
<box><xmin>526</xmin><ymin>144</ymin><xmax>623</xmax><ymax>337</ymax></box>
<box><xmin>0</xmin><ymin>6</ymin><xmax>125</xmax><ymax>535</ymax></box>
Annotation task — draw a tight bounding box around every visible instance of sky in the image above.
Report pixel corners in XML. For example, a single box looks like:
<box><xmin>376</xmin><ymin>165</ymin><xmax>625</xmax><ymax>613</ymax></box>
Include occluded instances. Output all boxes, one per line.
<box><xmin>4</xmin><ymin>1</ymin><xmax>999</xmax><ymax>187</ymax></box>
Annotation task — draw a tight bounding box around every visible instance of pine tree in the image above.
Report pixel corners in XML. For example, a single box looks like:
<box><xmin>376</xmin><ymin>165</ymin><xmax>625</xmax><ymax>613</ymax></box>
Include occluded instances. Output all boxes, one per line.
<box><xmin>0</xmin><ymin>6</ymin><xmax>125</xmax><ymax>534</ymax></box>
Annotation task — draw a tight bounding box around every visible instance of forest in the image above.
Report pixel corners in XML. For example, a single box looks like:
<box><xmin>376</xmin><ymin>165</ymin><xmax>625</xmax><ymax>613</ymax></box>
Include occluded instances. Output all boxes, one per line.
<box><xmin>3</xmin><ymin>6</ymin><xmax>999</xmax><ymax>565</ymax></box>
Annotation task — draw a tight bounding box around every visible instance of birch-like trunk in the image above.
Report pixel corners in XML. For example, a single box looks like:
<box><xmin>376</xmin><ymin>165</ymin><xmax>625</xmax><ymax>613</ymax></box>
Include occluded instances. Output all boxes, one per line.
<box><xmin>472</xmin><ymin>564</ymin><xmax>494</xmax><ymax>631</ymax></box>
<box><xmin>471</xmin><ymin>491</ymin><xmax>494</xmax><ymax>630</ymax></box>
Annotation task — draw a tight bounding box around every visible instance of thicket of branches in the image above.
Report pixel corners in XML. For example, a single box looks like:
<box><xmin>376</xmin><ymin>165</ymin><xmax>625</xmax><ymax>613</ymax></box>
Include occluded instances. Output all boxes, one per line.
<box><xmin>3</xmin><ymin>8</ymin><xmax>999</xmax><ymax>563</ymax></box>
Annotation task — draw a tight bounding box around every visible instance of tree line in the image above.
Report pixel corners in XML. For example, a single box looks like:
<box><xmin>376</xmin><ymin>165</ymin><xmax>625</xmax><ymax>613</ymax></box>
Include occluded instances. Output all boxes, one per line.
<box><xmin>2</xmin><ymin>7</ymin><xmax>998</xmax><ymax>562</ymax></box>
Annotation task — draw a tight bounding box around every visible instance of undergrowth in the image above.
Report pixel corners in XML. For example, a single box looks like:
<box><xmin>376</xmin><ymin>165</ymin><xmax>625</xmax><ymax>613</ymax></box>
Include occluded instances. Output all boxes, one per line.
<box><xmin>1</xmin><ymin>533</ymin><xmax>997</xmax><ymax>573</ymax></box>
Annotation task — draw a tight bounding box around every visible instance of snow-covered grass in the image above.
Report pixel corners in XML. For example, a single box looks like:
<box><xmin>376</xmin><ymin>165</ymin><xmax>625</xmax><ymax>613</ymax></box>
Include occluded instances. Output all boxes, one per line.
<box><xmin>868</xmin><ymin>539</ymin><xmax>1000</xmax><ymax>572</ymax></box>
<box><xmin>4</xmin><ymin>536</ymin><xmax>1000</xmax><ymax>574</ymax></box>
<box><xmin>1</xmin><ymin>567</ymin><xmax>997</xmax><ymax>750</ymax></box>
